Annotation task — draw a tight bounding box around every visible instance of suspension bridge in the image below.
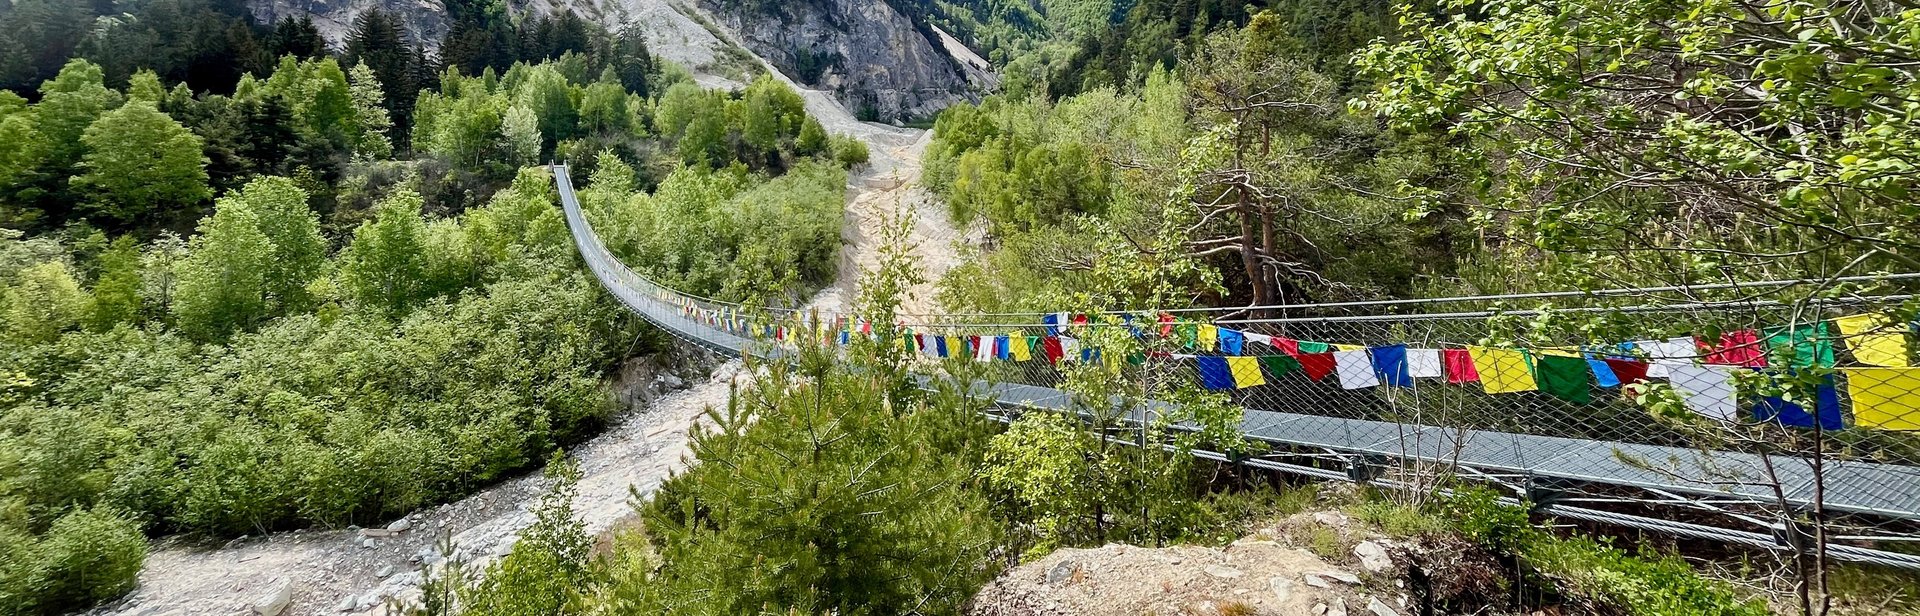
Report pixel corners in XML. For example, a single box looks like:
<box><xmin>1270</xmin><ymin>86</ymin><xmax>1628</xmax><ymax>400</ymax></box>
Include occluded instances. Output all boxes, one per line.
<box><xmin>552</xmin><ymin>165</ymin><xmax>1920</xmax><ymax>570</ymax></box>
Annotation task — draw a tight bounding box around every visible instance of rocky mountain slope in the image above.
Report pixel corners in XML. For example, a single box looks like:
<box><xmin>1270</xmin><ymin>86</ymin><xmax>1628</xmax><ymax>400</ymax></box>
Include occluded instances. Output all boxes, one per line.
<box><xmin>246</xmin><ymin>0</ymin><xmax>985</xmax><ymax>120</ymax></box>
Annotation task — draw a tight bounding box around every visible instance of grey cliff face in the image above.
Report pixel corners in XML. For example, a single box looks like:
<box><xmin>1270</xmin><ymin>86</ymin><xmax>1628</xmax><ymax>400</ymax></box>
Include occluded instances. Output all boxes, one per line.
<box><xmin>249</xmin><ymin>0</ymin><xmax>451</xmax><ymax>51</ymax></box>
<box><xmin>247</xmin><ymin>0</ymin><xmax>985</xmax><ymax>121</ymax></box>
<box><xmin>691</xmin><ymin>0</ymin><xmax>976</xmax><ymax>121</ymax></box>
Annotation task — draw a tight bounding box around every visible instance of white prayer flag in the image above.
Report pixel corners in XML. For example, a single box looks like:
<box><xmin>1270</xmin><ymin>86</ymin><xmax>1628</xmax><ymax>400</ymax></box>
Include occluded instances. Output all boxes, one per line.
<box><xmin>1668</xmin><ymin>364</ymin><xmax>1739</xmax><ymax>422</ymax></box>
<box><xmin>975</xmin><ymin>336</ymin><xmax>996</xmax><ymax>362</ymax></box>
<box><xmin>1335</xmin><ymin>349</ymin><xmax>1380</xmax><ymax>389</ymax></box>
<box><xmin>1060</xmin><ymin>336</ymin><xmax>1081</xmax><ymax>363</ymax></box>
<box><xmin>1638</xmin><ymin>336</ymin><xmax>1696</xmax><ymax>378</ymax></box>
<box><xmin>1407</xmin><ymin>348</ymin><xmax>1444</xmax><ymax>378</ymax></box>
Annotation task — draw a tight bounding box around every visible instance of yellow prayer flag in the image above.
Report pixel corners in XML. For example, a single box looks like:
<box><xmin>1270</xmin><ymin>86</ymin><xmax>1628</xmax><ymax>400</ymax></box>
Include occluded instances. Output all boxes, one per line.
<box><xmin>1538</xmin><ymin>347</ymin><xmax>1583</xmax><ymax>358</ymax></box>
<box><xmin>1333</xmin><ymin>344</ymin><xmax>1366</xmax><ymax>352</ymax></box>
<box><xmin>1227</xmin><ymin>357</ymin><xmax>1266</xmax><ymax>388</ymax></box>
<box><xmin>1198</xmin><ymin>324</ymin><xmax>1219</xmax><ymax>352</ymax></box>
<box><xmin>1009</xmin><ymin>333</ymin><xmax>1032</xmax><ymax>361</ymax></box>
<box><xmin>1469</xmin><ymin>346</ymin><xmax>1538</xmax><ymax>394</ymax></box>
<box><xmin>946</xmin><ymin>335</ymin><xmax>966</xmax><ymax>358</ymax></box>
<box><xmin>1835</xmin><ymin>314</ymin><xmax>1910</xmax><ymax>367</ymax></box>
<box><xmin>1846</xmin><ymin>368</ymin><xmax>1920</xmax><ymax>431</ymax></box>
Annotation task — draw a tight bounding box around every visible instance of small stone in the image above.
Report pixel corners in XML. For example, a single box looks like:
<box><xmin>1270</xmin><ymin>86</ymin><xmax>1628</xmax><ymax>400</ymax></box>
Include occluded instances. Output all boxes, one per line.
<box><xmin>360</xmin><ymin>537</ymin><xmax>377</xmax><ymax>549</ymax></box>
<box><xmin>223</xmin><ymin>535</ymin><xmax>250</xmax><ymax>550</ymax></box>
<box><xmin>1270</xmin><ymin>577</ymin><xmax>1295</xmax><ymax>603</ymax></box>
<box><xmin>335</xmin><ymin>595</ymin><xmax>360</xmax><ymax>613</ymax></box>
<box><xmin>1354</xmin><ymin>541</ymin><xmax>1393</xmax><ymax>573</ymax></box>
<box><xmin>250</xmin><ymin>578</ymin><xmax>292</xmax><ymax>616</ymax></box>
<box><xmin>1203</xmin><ymin>564</ymin><xmax>1244</xmax><ymax>579</ymax></box>
<box><xmin>1303</xmin><ymin>573</ymin><xmax>1330</xmax><ymax>588</ymax></box>
<box><xmin>1327</xmin><ymin>598</ymin><xmax>1348</xmax><ymax>616</ymax></box>
<box><xmin>1169</xmin><ymin>557</ymin><xmax>1183</xmax><ymax>565</ymax></box>
<box><xmin>1045</xmin><ymin>559</ymin><xmax>1080</xmax><ymax>585</ymax></box>
<box><xmin>1367</xmin><ymin>597</ymin><xmax>1399</xmax><ymax>616</ymax></box>
<box><xmin>1314</xmin><ymin>570</ymin><xmax>1361</xmax><ymax>585</ymax></box>
<box><xmin>1312</xmin><ymin>603</ymin><xmax>1328</xmax><ymax>615</ymax></box>
<box><xmin>1314</xmin><ymin>512</ymin><xmax>1349</xmax><ymax>528</ymax></box>
<box><xmin>386</xmin><ymin>518</ymin><xmax>413</xmax><ymax>533</ymax></box>
<box><xmin>376</xmin><ymin>565</ymin><xmax>394</xmax><ymax>578</ymax></box>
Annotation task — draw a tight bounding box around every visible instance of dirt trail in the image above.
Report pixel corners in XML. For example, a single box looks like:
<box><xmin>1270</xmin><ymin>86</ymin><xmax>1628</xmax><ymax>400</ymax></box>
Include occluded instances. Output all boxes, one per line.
<box><xmin>805</xmin><ymin>131</ymin><xmax>973</xmax><ymax>318</ymax></box>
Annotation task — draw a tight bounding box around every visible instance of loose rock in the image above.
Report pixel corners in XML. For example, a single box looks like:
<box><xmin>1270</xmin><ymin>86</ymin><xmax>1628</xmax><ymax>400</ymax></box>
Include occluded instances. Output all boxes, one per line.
<box><xmin>1045</xmin><ymin>560</ymin><xmax>1080</xmax><ymax>585</ymax></box>
<box><xmin>1314</xmin><ymin>570</ymin><xmax>1362</xmax><ymax>585</ymax></box>
<box><xmin>1203</xmin><ymin>564</ymin><xmax>1244</xmax><ymax>579</ymax></box>
<box><xmin>1367</xmin><ymin>597</ymin><xmax>1399</xmax><ymax>616</ymax></box>
<box><xmin>1270</xmin><ymin>576</ymin><xmax>1295</xmax><ymax>603</ymax></box>
<box><xmin>249</xmin><ymin>578</ymin><xmax>291</xmax><ymax>616</ymax></box>
<box><xmin>386</xmin><ymin>518</ymin><xmax>412</xmax><ymax>533</ymax></box>
<box><xmin>1354</xmin><ymin>541</ymin><xmax>1393</xmax><ymax>573</ymax></box>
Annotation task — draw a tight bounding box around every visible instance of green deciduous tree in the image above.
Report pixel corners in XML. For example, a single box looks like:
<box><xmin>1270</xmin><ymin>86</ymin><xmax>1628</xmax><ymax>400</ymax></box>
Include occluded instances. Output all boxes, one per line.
<box><xmin>347</xmin><ymin>61</ymin><xmax>395</xmax><ymax>161</ymax></box>
<box><xmin>84</xmin><ymin>236</ymin><xmax>141</xmax><ymax>331</ymax></box>
<box><xmin>338</xmin><ymin>188</ymin><xmax>431</xmax><ymax>317</ymax></box>
<box><xmin>3</xmin><ymin>261</ymin><xmax>86</xmax><ymax>344</ymax></box>
<box><xmin>171</xmin><ymin>193</ymin><xmax>273</xmax><ymax>341</ymax></box>
<box><xmin>72</xmin><ymin>102</ymin><xmax>210</xmax><ymax>227</ymax></box>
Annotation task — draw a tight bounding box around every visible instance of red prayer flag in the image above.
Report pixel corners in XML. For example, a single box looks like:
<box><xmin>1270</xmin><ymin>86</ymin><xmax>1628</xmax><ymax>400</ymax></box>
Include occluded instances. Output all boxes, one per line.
<box><xmin>1041</xmin><ymin>336</ymin><xmax>1064</xmax><ymax>364</ymax></box>
<box><xmin>1158</xmin><ymin>312</ymin><xmax>1175</xmax><ymax>337</ymax></box>
<box><xmin>1297</xmin><ymin>352</ymin><xmax>1336</xmax><ymax>382</ymax></box>
<box><xmin>1697</xmin><ymin>330</ymin><xmax>1767</xmax><ymax>368</ymax></box>
<box><xmin>1275</xmin><ymin>337</ymin><xmax>1302</xmax><ymax>357</ymax></box>
<box><xmin>1071</xmin><ymin>313</ymin><xmax>1089</xmax><ymax>328</ymax></box>
<box><xmin>1602</xmin><ymin>358</ymin><xmax>1652</xmax><ymax>385</ymax></box>
<box><xmin>1442</xmin><ymin>348</ymin><xmax>1480</xmax><ymax>384</ymax></box>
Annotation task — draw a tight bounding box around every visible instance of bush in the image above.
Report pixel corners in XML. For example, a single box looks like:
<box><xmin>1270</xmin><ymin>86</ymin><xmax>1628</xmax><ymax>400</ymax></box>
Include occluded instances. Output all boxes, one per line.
<box><xmin>621</xmin><ymin>344</ymin><xmax>999</xmax><ymax>614</ymax></box>
<box><xmin>830</xmin><ymin>134</ymin><xmax>869</xmax><ymax>168</ymax></box>
<box><xmin>0</xmin><ymin>507</ymin><xmax>147</xmax><ymax>616</ymax></box>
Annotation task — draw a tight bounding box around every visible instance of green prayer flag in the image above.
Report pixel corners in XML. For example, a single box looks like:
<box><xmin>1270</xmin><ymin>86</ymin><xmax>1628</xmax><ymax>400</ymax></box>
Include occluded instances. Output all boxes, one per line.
<box><xmin>1176</xmin><ymin>323</ymin><xmax>1199</xmax><ymax>349</ymax></box>
<box><xmin>1764</xmin><ymin>323</ymin><xmax>1836</xmax><ymax>369</ymax></box>
<box><xmin>1296</xmin><ymin>340</ymin><xmax>1330</xmax><ymax>354</ymax></box>
<box><xmin>1533</xmin><ymin>353</ymin><xmax>1592</xmax><ymax>404</ymax></box>
<box><xmin>1260</xmin><ymin>355</ymin><xmax>1300</xmax><ymax>379</ymax></box>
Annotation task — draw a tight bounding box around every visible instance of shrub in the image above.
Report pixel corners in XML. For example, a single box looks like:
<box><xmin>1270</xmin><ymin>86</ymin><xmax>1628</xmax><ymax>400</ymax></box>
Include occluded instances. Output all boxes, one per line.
<box><xmin>830</xmin><ymin>134</ymin><xmax>869</xmax><ymax>168</ymax></box>
<box><xmin>0</xmin><ymin>507</ymin><xmax>147</xmax><ymax>616</ymax></box>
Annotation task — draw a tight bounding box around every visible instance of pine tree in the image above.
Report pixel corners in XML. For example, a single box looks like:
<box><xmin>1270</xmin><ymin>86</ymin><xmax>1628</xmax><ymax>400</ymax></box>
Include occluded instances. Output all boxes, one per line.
<box><xmin>344</xmin><ymin>8</ymin><xmax>418</xmax><ymax>138</ymax></box>
<box><xmin>613</xmin><ymin>26</ymin><xmax>655</xmax><ymax>98</ymax></box>
<box><xmin>267</xmin><ymin>16</ymin><xmax>328</xmax><ymax>60</ymax></box>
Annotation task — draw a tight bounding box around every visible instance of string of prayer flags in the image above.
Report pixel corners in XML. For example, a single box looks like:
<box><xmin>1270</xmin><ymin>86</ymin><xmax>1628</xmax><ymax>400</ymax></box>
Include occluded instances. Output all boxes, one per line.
<box><xmin>1667</xmin><ymin>364</ymin><xmax>1739</xmax><ymax>422</ymax></box>
<box><xmin>1298</xmin><ymin>352</ymin><xmax>1337</xmax><ymax>382</ymax></box>
<box><xmin>1763</xmin><ymin>323</ymin><xmax>1836</xmax><ymax>369</ymax></box>
<box><xmin>1533</xmin><ymin>353</ymin><xmax>1593</xmax><ymax>404</ymax></box>
<box><xmin>1227</xmin><ymin>357</ymin><xmax>1266</xmax><ymax>388</ymax></box>
<box><xmin>1407</xmin><ymin>348</ymin><xmax>1444</xmax><ymax>379</ymax></box>
<box><xmin>1260</xmin><ymin>355</ymin><xmax>1300</xmax><ymax>380</ymax></box>
<box><xmin>1753</xmin><ymin>373</ymin><xmax>1844</xmax><ymax>430</ymax></box>
<box><xmin>1196</xmin><ymin>357</ymin><xmax>1236</xmax><ymax>390</ymax></box>
<box><xmin>1834</xmin><ymin>314</ymin><xmax>1910</xmax><ymax>367</ymax></box>
<box><xmin>1698</xmin><ymin>330</ymin><xmax>1768</xmax><ymax>368</ymax></box>
<box><xmin>1442</xmin><ymin>349</ymin><xmax>1479</xmax><ymax>384</ymax></box>
<box><xmin>1219</xmin><ymin>328</ymin><xmax>1246</xmax><ymax>355</ymax></box>
<box><xmin>1335</xmin><ymin>349</ymin><xmax>1380</xmax><ymax>389</ymax></box>
<box><xmin>1369</xmin><ymin>345</ymin><xmax>1413</xmax><ymax>387</ymax></box>
<box><xmin>1469</xmin><ymin>347</ymin><xmax>1537</xmax><ymax>394</ymax></box>
<box><xmin>1844</xmin><ymin>368</ymin><xmax>1920</xmax><ymax>430</ymax></box>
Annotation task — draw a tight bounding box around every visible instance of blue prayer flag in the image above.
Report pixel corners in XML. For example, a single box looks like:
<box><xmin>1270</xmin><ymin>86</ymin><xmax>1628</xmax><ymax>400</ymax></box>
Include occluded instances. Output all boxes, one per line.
<box><xmin>996</xmin><ymin>335</ymin><xmax>1012</xmax><ymax>360</ymax></box>
<box><xmin>1369</xmin><ymin>345</ymin><xmax>1413</xmax><ymax>387</ymax></box>
<box><xmin>1219</xmin><ymin>329</ymin><xmax>1246</xmax><ymax>355</ymax></box>
<box><xmin>1753</xmin><ymin>374</ymin><xmax>1844</xmax><ymax>430</ymax></box>
<box><xmin>1042</xmin><ymin>313</ymin><xmax>1063</xmax><ymax>336</ymax></box>
<box><xmin>935</xmin><ymin>336</ymin><xmax>949</xmax><ymax>357</ymax></box>
<box><xmin>1196</xmin><ymin>356</ymin><xmax>1235</xmax><ymax>391</ymax></box>
<box><xmin>1584</xmin><ymin>351</ymin><xmax>1621</xmax><ymax>387</ymax></box>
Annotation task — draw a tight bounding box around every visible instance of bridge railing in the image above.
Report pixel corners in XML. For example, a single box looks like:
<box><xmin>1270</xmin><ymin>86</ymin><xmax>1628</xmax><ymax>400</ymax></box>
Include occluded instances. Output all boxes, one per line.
<box><xmin>551</xmin><ymin>165</ymin><xmax>1920</xmax><ymax>568</ymax></box>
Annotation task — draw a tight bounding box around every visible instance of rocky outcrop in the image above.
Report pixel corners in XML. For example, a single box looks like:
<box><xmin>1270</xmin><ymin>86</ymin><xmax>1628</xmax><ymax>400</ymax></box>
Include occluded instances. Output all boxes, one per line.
<box><xmin>248</xmin><ymin>0</ymin><xmax>987</xmax><ymax>120</ymax></box>
<box><xmin>691</xmin><ymin>0</ymin><xmax>978</xmax><ymax>121</ymax></box>
<box><xmin>248</xmin><ymin>0</ymin><xmax>451</xmax><ymax>50</ymax></box>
